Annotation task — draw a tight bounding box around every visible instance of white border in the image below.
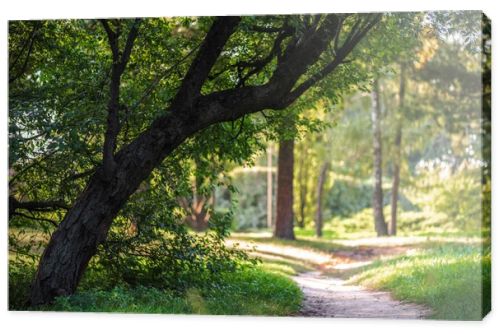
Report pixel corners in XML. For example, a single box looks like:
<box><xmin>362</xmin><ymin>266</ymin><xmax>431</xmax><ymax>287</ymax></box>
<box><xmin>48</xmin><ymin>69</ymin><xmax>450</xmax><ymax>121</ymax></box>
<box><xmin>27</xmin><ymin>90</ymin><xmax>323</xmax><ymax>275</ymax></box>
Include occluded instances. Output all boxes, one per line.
<box><xmin>1</xmin><ymin>1</ymin><xmax>498</xmax><ymax>334</ymax></box>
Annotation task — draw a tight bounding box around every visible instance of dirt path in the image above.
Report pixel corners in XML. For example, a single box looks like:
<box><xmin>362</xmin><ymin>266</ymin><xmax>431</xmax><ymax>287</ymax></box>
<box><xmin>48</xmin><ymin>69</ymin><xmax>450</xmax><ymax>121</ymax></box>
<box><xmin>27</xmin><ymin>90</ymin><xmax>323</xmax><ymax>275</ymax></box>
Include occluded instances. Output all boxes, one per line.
<box><xmin>294</xmin><ymin>271</ymin><xmax>431</xmax><ymax>318</ymax></box>
<box><xmin>229</xmin><ymin>238</ymin><xmax>432</xmax><ymax>319</ymax></box>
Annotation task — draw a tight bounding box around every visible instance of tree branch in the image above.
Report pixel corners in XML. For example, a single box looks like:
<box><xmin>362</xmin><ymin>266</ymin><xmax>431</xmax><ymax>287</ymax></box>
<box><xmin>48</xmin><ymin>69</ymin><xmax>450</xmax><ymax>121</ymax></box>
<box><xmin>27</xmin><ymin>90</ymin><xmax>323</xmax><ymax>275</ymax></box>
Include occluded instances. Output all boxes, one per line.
<box><xmin>9</xmin><ymin>196</ymin><xmax>69</xmax><ymax>219</ymax></box>
<box><xmin>11</xmin><ymin>212</ymin><xmax>59</xmax><ymax>228</ymax></box>
<box><xmin>283</xmin><ymin>13</ymin><xmax>381</xmax><ymax>104</ymax></box>
<box><xmin>236</xmin><ymin>25</ymin><xmax>294</xmax><ymax>86</ymax></box>
<box><xmin>9</xmin><ymin>22</ymin><xmax>40</xmax><ymax>70</ymax></box>
<box><xmin>100</xmin><ymin>19</ymin><xmax>119</xmax><ymax>59</ymax></box>
<box><xmin>101</xmin><ymin>19</ymin><xmax>141</xmax><ymax>179</ymax></box>
<box><xmin>131</xmin><ymin>41</ymin><xmax>202</xmax><ymax>112</ymax></box>
<box><xmin>119</xmin><ymin>19</ymin><xmax>141</xmax><ymax>72</ymax></box>
<box><xmin>171</xmin><ymin>16</ymin><xmax>242</xmax><ymax>110</ymax></box>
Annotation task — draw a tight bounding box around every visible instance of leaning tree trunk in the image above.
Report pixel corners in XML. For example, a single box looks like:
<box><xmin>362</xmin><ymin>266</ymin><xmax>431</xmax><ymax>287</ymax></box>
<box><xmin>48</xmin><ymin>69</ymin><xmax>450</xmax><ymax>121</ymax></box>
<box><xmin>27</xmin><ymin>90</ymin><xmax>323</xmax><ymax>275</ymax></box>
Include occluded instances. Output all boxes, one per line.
<box><xmin>389</xmin><ymin>64</ymin><xmax>405</xmax><ymax>236</ymax></box>
<box><xmin>28</xmin><ymin>114</ymin><xmax>196</xmax><ymax>306</ymax></box>
<box><xmin>315</xmin><ymin>161</ymin><xmax>329</xmax><ymax>238</ymax></box>
<box><xmin>274</xmin><ymin>139</ymin><xmax>295</xmax><ymax>240</ymax></box>
<box><xmin>27</xmin><ymin>14</ymin><xmax>381</xmax><ymax>305</ymax></box>
<box><xmin>371</xmin><ymin>78</ymin><xmax>388</xmax><ymax>236</ymax></box>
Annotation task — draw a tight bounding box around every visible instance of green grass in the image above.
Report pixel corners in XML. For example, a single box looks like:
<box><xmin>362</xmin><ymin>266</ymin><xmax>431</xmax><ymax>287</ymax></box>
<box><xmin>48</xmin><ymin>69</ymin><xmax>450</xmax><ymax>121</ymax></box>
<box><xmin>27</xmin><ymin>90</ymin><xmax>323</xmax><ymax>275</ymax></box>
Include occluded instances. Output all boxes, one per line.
<box><xmin>294</xmin><ymin>228</ymin><xmax>341</xmax><ymax>239</ymax></box>
<box><xmin>259</xmin><ymin>257</ymin><xmax>312</xmax><ymax>275</ymax></box>
<box><xmin>10</xmin><ymin>225</ymin><xmax>491</xmax><ymax>319</ymax></box>
<box><xmin>24</xmin><ymin>267</ymin><xmax>302</xmax><ymax>316</ymax></box>
<box><xmin>9</xmin><ymin>227</ymin><xmax>304</xmax><ymax>316</ymax></box>
<box><xmin>347</xmin><ymin>244</ymin><xmax>491</xmax><ymax>320</ymax></box>
<box><xmin>232</xmin><ymin>234</ymin><xmax>347</xmax><ymax>254</ymax></box>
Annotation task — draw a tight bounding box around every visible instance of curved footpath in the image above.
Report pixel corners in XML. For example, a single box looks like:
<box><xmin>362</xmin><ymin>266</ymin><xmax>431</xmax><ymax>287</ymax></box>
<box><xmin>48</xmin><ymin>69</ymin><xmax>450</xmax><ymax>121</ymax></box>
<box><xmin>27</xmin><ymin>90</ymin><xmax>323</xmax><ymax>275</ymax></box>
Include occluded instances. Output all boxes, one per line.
<box><xmin>229</xmin><ymin>238</ymin><xmax>432</xmax><ymax>319</ymax></box>
<box><xmin>293</xmin><ymin>271</ymin><xmax>431</xmax><ymax>318</ymax></box>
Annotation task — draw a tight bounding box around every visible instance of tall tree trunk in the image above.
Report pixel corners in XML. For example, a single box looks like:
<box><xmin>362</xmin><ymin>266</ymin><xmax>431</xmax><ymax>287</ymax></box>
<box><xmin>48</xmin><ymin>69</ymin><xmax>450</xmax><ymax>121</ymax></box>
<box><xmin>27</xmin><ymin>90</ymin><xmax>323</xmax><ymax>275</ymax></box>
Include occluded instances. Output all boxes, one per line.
<box><xmin>371</xmin><ymin>78</ymin><xmax>388</xmax><ymax>236</ymax></box>
<box><xmin>274</xmin><ymin>139</ymin><xmax>295</xmax><ymax>240</ymax></box>
<box><xmin>267</xmin><ymin>145</ymin><xmax>274</xmax><ymax>228</ymax></box>
<box><xmin>296</xmin><ymin>142</ymin><xmax>308</xmax><ymax>228</ymax></box>
<box><xmin>315</xmin><ymin>162</ymin><xmax>329</xmax><ymax>237</ymax></box>
<box><xmin>389</xmin><ymin>64</ymin><xmax>405</xmax><ymax>236</ymax></box>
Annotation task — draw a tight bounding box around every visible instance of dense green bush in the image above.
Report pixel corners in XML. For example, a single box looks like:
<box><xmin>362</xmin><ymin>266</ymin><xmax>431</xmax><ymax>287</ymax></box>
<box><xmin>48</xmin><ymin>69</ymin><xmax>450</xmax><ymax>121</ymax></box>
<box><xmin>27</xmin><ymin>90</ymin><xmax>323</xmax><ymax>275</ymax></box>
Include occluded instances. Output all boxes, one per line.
<box><xmin>8</xmin><ymin>256</ymin><xmax>37</xmax><ymax>310</ymax></box>
<box><xmin>220</xmin><ymin>169</ymin><xmax>272</xmax><ymax>231</ymax></box>
<box><xmin>431</xmin><ymin>174</ymin><xmax>481</xmax><ymax>231</ymax></box>
<box><xmin>93</xmin><ymin>229</ymin><xmax>256</xmax><ymax>293</ymax></box>
<box><xmin>408</xmin><ymin>169</ymin><xmax>483</xmax><ymax>232</ymax></box>
<box><xmin>70</xmin><ymin>161</ymin><xmax>260</xmax><ymax>293</ymax></box>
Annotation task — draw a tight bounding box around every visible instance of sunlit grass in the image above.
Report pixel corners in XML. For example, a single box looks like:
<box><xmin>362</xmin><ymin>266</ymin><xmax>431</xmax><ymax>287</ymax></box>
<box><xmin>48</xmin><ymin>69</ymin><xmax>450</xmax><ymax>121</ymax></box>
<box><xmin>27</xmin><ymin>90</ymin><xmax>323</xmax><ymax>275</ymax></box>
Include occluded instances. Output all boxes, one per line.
<box><xmin>35</xmin><ymin>267</ymin><xmax>302</xmax><ymax>316</ymax></box>
<box><xmin>347</xmin><ymin>244</ymin><xmax>490</xmax><ymax>320</ymax></box>
<box><xmin>231</xmin><ymin>232</ymin><xmax>348</xmax><ymax>254</ymax></box>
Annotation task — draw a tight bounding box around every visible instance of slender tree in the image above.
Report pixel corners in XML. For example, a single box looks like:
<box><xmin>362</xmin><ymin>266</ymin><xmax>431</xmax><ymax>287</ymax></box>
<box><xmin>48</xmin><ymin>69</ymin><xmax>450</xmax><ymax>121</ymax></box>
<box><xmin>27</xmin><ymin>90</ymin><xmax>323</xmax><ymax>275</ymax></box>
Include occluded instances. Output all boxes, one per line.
<box><xmin>371</xmin><ymin>78</ymin><xmax>388</xmax><ymax>236</ymax></box>
<box><xmin>274</xmin><ymin>139</ymin><xmax>296</xmax><ymax>239</ymax></box>
<box><xmin>314</xmin><ymin>161</ymin><xmax>330</xmax><ymax>237</ymax></box>
<box><xmin>266</xmin><ymin>145</ymin><xmax>274</xmax><ymax>229</ymax></box>
<box><xmin>389</xmin><ymin>63</ymin><xmax>406</xmax><ymax>236</ymax></box>
<box><xmin>296</xmin><ymin>141</ymin><xmax>309</xmax><ymax>228</ymax></box>
<box><xmin>177</xmin><ymin>156</ymin><xmax>213</xmax><ymax>231</ymax></box>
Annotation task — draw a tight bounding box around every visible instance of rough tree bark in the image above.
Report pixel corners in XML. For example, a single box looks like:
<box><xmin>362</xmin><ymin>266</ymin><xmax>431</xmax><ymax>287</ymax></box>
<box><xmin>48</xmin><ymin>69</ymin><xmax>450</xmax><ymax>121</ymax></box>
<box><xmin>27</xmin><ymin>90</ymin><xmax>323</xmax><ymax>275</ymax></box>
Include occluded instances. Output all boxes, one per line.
<box><xmin>28</xmin><ymin>14</ymin><xmax>381</xmax><ymax>305</ymax></box>
<box><xmin>315</xmin><ymin>161</ymin><xmax>330</xmax><ymax>238</ymax></box>
<box><xmin>371</xmin><ymin>78</ymin><xmax>388</xmax><ymax>236</ymax></box>
<box><xmin>389</xmin><ymin>64</ymin><xmax>405</xmax><ymax>236</ymax></box>
<box><xmin>274</xmin><ymin>139</ymin><xmax>295</xmax><ymax>240</ymax></box>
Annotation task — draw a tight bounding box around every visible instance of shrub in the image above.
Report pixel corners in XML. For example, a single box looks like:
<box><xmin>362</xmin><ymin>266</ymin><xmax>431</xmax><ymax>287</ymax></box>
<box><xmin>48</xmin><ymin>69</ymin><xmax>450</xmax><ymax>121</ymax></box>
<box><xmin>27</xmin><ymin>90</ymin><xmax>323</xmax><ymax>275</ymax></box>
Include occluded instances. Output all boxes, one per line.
<box><xmin>8</xmin><ymin>256</ymin><xmax>37</xmax><ymax>310</ymax></box>
<box><xmin>91</xmin><ymin>229</ymin><xmax>256</xmax><ymax>293</ymax></box>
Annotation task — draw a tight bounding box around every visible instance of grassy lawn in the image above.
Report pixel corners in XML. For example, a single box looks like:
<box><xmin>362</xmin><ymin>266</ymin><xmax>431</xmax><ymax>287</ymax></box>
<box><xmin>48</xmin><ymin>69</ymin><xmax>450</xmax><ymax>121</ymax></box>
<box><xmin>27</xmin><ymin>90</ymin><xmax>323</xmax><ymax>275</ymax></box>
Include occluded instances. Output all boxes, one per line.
<box><xmin>10</xmin><ymin>263</ymin><xmax>302</xmax><ymax>316</ymax></box>
<box><xmin>33</xmin><ymin>267</ymin><xmax>302</xmax><ymax>316</ymax></box>
<box><xmin>231</xmin><ymin>232</ymin><xmax>349</xmax><ymax>254</ymax></box>
<box><xmin>346</xmin><ymin>244</ymin><xmax>491</xmax><ymax>320</ymax></box>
